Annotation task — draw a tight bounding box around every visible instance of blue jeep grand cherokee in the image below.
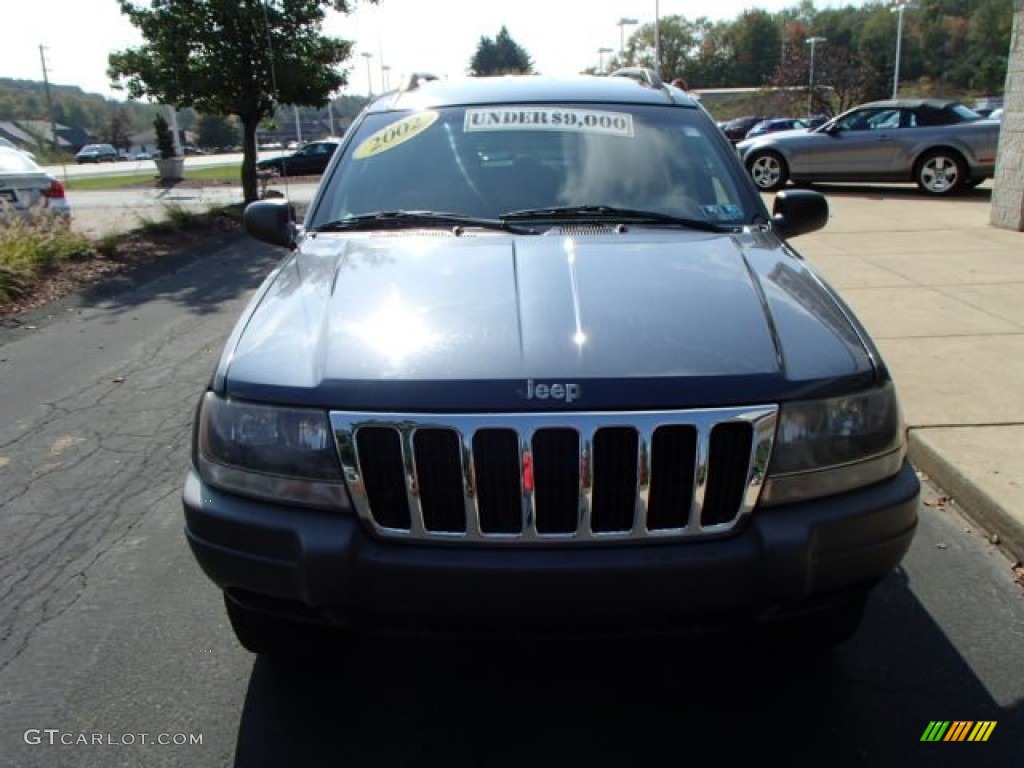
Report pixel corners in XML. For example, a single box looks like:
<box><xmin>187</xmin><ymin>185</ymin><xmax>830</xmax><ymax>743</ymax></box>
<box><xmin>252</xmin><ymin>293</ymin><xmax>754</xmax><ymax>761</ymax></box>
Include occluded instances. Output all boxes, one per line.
<box><xmin>183</xmin><ymin>71</ymin><xmax>919</xmax><ymax>654</ymax></box>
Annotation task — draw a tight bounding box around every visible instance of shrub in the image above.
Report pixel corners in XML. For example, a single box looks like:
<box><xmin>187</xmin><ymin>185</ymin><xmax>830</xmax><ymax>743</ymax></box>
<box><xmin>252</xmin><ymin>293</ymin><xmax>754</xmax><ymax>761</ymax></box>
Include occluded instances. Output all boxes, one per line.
<box><xmin>0</xmin><ymin>215</ymin><xmax>91</xmax><ymax>304</ymax></box>
<box><xmin>154</xmin><ymin>114</ymin><xmax>177</xmax><ymax>159</ymax></box>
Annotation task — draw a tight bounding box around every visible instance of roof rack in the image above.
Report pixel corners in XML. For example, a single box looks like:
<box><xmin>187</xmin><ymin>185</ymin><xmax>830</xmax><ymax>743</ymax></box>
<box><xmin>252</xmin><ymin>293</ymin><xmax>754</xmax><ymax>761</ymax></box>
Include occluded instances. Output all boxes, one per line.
<box><xmin>402</xmin><ymin>72</ymin><xmax>440</xmax><ymax>92</ymax></box>
<box><xmin>609</xmin><ymin>67</ymin><xmax>664</xmax><ymax>89</ymax></box>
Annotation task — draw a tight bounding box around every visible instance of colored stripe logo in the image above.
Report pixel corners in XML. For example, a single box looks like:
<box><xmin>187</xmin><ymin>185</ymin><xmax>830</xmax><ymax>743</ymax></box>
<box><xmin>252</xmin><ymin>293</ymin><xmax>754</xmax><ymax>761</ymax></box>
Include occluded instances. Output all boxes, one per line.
<box><xmin>921</xmin><ymin>721</ymin><xmax>996</xmax><ymax>742</ymax></box>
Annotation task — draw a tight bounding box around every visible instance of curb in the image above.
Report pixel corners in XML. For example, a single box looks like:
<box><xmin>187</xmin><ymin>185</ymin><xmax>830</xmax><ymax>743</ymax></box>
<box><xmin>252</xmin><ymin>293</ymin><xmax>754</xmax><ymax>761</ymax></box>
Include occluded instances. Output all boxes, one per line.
<box><xmin>908</xmin><ymin>430</ymin><xmax>1024</xmax><ymax>564</ymax></box>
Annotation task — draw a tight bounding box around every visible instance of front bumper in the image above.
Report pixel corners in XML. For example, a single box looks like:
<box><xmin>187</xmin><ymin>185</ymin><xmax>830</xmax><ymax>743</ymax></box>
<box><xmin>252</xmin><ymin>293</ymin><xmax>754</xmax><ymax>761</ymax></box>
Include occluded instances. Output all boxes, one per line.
<box><xmin>183</xmin><ymin>461</ymin><xmax>919</xmax><ymax>631</ymax></box>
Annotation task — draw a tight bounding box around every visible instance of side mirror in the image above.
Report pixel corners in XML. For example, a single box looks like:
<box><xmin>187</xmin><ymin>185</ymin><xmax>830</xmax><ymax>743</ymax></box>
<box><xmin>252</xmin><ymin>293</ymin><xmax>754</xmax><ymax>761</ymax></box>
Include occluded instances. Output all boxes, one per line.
<box><xmin>243</xmin><ymin>200</ymin><xmax>297</xmax><ymax>248</ymax></box>
<box><xmin>772</xmin><ymin>189</ymin><xmax>828</xmax><ymax>240</ymax></box>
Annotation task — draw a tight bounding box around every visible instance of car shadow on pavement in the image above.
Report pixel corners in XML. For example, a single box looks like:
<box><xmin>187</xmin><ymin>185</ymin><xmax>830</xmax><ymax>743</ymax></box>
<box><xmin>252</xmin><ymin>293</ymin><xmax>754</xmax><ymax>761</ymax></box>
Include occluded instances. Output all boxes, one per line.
<box><xmin>74</xmin><ymin>235</ymin><xmax>284</xmax><ymax>320</ymax></box>
<box><xmin>231</xmin><ymin>568</ymin><xmax>1022</xmax><ymax>768</ymax></box>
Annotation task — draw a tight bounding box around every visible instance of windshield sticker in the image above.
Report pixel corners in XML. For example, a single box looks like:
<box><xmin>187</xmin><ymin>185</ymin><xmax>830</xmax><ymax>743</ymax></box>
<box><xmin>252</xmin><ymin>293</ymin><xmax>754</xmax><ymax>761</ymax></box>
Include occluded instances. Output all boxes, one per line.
<box><xmin>701</xmin><ymin>204</ymin><xmax>744</xmax><ymax>221</ymax></box>
<box><xmin>464</xmin><ymin>108</ymin><xmax>634</xmax><ymax>137</ymax></box>
<box><xmin>353</xmin><ymin>111</ymin><xmax>439</xmax><ymax>159</ymax></box>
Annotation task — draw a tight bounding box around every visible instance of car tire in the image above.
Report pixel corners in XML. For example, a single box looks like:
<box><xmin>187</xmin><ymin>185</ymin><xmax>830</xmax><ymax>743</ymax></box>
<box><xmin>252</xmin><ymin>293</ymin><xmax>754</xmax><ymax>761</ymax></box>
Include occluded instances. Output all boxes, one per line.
<box><xmin>224</xmin><ymin>593</ymin><xmax>341</xmax><ymax>657</ymax></box>
<box><xmin>915</xmin><ymin>150</ymin><xmax>966</xmax><ymax>196</ymax></box>
<box><xmin>746</xmin><ymin>151</ymin><xmax>789</xmax><ymax>192</ymax></box>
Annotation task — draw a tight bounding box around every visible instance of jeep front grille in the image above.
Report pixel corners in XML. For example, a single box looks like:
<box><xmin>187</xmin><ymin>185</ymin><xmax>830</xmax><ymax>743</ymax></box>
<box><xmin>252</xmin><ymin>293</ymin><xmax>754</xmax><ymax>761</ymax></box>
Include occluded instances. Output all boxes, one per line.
<box><xmin>330</xmin><ymin>408</ymin><xmax>777</xmax><ymax>544</ymax></box>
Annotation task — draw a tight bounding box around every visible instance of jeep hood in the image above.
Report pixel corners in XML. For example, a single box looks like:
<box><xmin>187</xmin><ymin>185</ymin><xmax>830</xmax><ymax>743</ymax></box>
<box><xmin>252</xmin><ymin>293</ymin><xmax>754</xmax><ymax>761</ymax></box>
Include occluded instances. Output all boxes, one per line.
<box><xmin>221</xmin><ymin>230</ymin><xmax>876</xmax><ymax>410</ymax></box>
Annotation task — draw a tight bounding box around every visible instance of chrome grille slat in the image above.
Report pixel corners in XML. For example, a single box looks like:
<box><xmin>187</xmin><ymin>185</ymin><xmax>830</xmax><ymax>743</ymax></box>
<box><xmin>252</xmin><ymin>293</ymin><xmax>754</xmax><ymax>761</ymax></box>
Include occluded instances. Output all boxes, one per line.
<box><xmin>332</xmin><ymin>408</ymin><xmax>777</xmax><ymax>545</ymax></box>
<box><xmin>579</xmin><ymin>428</ymin><xmax>595</xmax><ymax>537</ymax></box>
<box><xmin>460</xmin><ymin>431</ymin><xmax>482</xmax><ymax>536</ymax></box>
<box><xmin>689</xmin><ymin>427</ymin><xmax>711</xmax><ymax>533</ymax></box>
<box><xmin>636</xmin><ymin>426</ymin><xmax>654</xmax><ymax>531</ymax></box>
<box><xmin>401</xmin><ymin>429</ymin><xmax>427</xmax><ymax>537</ymax></box>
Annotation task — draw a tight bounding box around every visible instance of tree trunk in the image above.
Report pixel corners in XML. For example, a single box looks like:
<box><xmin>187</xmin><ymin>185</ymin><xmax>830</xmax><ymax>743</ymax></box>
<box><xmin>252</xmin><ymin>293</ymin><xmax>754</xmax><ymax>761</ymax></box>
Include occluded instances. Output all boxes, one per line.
<box><xmin>241</xmin><ymin>114</ymin><xmax>259</xmax><ymax>204</ymax></box>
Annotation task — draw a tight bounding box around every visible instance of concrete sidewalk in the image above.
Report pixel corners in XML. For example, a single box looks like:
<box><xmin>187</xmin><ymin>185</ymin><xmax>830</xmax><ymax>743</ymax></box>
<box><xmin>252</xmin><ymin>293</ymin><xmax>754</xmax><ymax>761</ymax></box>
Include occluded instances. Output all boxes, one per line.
<box><xmin>792</xmin><ymin>183</ymin><xmax>1024</xmax><ymax>562</ymax></box>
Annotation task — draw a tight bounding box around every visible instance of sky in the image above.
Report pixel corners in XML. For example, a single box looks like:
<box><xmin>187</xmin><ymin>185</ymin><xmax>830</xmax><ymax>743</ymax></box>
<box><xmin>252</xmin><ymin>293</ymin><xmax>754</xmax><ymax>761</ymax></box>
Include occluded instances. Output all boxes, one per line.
<box><xmin>3</xmin><ymin>0</ymin><xmax>857</xmax><ymax>101</ymax></box>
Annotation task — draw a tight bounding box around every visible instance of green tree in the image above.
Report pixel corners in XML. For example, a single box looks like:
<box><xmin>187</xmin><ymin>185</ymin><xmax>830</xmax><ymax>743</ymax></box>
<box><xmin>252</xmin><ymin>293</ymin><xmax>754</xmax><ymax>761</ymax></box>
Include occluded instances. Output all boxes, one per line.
<box><xmin>688</xmin><ymin>19</ymin><xmax>737</xmax><ymax>87</ymax></box>
<box><xmin>469</xmin><ymin>26</ymin><xmax>534</xmax><ymax>75</ymax></box>
<box><xmin>108</xmin><ymin>0</ymin><xmax>368</xmax><ymax>202</ymax></box>
<box><xmin>727</xmin><ymin>10</ymin><xmax>781</xmax><ymax>86</ymax></box>
<box><xmin>625</xmin><ymin>16</ymin><xmax>700</xmax><ymax>82</ymax></box>
<box><xmin>102</xmin><ymin>107</ymin><xmax>134</xmax><ymax>151</ymax></box>
<box><xmin>765</xmin><ymin>41</ymin><xmax>878</xmax><ymax>117</ymax></box>
<box><xmin>197</xmin><ymin>114</ymin><xmax>239</xmax><ymax>148</ymax></box>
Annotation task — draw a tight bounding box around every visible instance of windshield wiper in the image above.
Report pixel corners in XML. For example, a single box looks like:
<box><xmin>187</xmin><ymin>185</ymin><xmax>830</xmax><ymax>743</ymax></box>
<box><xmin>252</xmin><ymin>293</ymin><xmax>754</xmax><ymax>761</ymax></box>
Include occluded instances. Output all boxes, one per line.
<box><xmin>314</xmin><ymin>210</ymin><xmax>535</xmax><ymax>235</ymax></box>
<box><xmin>500</xmin><ymin>205</ymin><xmax>735</xmax><ymax>233</ymax></box>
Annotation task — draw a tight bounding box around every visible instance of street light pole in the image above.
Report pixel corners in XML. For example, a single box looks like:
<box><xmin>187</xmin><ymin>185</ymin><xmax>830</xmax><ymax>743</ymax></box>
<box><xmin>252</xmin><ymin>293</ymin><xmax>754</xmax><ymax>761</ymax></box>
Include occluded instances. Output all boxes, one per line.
<box><xmin>361</xmin><ymin>51</ymin><xmax>374</xmax><ymax>97</ymax></box>
<box><xmin>597</xmin><ymin>47</ymin><xmax>613</xmax><ymax>74</ymax></box>
<box><xmin>382</xmin><ymin>64</ymin><xmax>391</xmax><ymax>91</ymax></box>
<box><xmin>890</xmin><ymin>2</ymin><xmax>917</xmax><ymax>99</ymax></box>
<box><xmin>805</xmin><ymin>36</ymin><xmax>827</xmax><ymax>115</ymax></box>
<box><xmin>617</xmin><ymin>17</ymin><xmax>638</xmax><ymax>59</ymax></box>
<box><xmin>654</xmin><ymin>0</ymin><xmax>661</xmax><ymax>75</ymax></box>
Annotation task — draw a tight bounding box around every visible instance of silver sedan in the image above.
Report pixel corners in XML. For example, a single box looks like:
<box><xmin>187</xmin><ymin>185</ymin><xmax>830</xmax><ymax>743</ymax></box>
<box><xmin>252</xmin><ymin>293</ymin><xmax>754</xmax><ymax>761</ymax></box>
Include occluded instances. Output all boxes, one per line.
<box><xmin>0</xmin><ymin>147</ymin><xmax>71</xmax><ymax>224</ymax></box>
<box><xmin>736</xmin><ymin>99</ymin><xmax>1000</xmax><ymax>196</ymax></box>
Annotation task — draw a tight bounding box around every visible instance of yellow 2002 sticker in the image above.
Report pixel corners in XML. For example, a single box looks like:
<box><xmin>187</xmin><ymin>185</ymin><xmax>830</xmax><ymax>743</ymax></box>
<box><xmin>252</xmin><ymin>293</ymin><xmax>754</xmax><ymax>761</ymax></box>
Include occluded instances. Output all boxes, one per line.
<box><xmin>353</xmin><ymin>111</ymin><xmax>439</xmax><ymax>159</ymax></box>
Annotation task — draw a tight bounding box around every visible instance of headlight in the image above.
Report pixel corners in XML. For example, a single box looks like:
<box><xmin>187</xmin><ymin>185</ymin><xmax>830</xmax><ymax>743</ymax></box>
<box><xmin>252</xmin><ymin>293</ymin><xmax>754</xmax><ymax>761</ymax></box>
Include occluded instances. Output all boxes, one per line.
<box><xmin>196</xmin><ymin>392</ymin><xmax>348</xmax><ymax>510</ymax></box>
<box><xmin>760</xmin><ymin>383</ymin><xmax>905</xmax><ymax>506</ymax></box>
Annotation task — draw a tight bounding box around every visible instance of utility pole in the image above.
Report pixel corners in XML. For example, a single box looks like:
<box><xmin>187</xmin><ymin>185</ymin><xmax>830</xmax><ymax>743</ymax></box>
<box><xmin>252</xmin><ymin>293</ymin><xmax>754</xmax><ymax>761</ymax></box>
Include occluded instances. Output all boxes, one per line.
<box><xmin>38</xmin><ymin>45</ymin><xmax>60</xmax><ymax>155</ymax></box>
<box><xmin>361</xmin><ymin>52</ymin><xmax>374</xmax><ymax>97</ymax></box>
<box><xmin>890</xmin><ymin>3</ymin><xmax>917</xmax><ymax>99</ymax></box>
<box><xmin>654</xmin><ymin>0</ymin><xmax>662</xmax><ymax>76</ymax></box>
<box><xmin>617</xmin><ymin>17</ymin><xmax>638</xmax><ymax>59</ymax></box>
<box><xmin>806</xmin><ymin>36</ymin><xmax>827</xmax><ymax>116</ymax></box>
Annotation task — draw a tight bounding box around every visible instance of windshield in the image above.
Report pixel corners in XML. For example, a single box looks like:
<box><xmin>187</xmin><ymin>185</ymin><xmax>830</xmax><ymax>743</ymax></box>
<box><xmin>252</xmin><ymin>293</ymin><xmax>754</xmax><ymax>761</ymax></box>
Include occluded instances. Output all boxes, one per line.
<box><xmin>310</xmin><ymin>104</ymin><xmax>755</xmax><ymax>228</ymax></box>
<box><xmin>950</xmin><ymin>103</ymin><xmax>982</xmax><ymax>121</ymax></box>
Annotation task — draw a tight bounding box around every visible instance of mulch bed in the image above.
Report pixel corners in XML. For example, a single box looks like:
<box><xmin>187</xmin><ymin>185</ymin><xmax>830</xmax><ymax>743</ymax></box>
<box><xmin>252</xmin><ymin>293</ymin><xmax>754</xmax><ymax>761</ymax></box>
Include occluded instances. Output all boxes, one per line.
<box><xmin>0</xmin><ymin>217</ymin><xmax>241</xmax><ymax>322</ymax></box>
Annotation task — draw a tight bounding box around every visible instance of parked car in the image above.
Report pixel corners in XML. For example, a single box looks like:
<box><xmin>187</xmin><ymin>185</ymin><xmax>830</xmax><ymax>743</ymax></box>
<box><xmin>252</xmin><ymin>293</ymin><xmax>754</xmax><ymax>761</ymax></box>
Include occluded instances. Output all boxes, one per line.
<box><xmin>184</xmin><ymin>71</ymin><xmax>919</xmax><ymax>656</ymax></box>
<box><xmin>0</xmin><ymin>147</ymin><xmax>70</xmax><ymax>224</ymax></box>
<box><xmin>74</xmin><ymin>143</ymin><xmax>118</xmax><ymax>164</ymax></box>
<box><xmin>737</xmin><ymin>98</ymin><xmax>1000</xmax><ymax>195</ymax></box>
<box><xmin>256</xmin><ymin>139</ymin><xmax>339</xmax><ymax>176</ymax></box>
<box><xmin>986</xmin><ymin>108</ymin><xmax>1003</xmax><ymax>122</ymax></box>
<box><xmin>745</xmin><ymin>118</ymin><xmax>808</xmax><ymax>139</ymax></box>
<box><xmin>721</xmin><ymin>115</ymin><xmax>767</xmax><ymax>143</ymax></box>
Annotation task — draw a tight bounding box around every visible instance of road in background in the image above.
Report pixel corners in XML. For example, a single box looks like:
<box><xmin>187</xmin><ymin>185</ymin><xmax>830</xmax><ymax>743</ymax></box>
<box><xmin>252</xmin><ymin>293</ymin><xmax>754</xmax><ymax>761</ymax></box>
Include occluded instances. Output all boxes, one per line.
<box><xmin>41</xmin><ymin>151</ymin><xmax>298</xmax><ymax>180</ymax></box>
<box><xmin>67</xmin><ymin>183</ymin><xmax>320</xmax><ymax>237</ymax></box>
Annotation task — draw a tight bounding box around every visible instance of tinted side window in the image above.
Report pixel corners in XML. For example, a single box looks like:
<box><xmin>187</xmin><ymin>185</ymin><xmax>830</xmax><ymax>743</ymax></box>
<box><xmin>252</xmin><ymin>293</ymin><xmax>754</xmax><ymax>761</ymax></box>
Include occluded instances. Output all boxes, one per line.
<box><xmin>914</xmin><ymin>106</ymin><xmax>958</xmax><ymax>126</ymax></box>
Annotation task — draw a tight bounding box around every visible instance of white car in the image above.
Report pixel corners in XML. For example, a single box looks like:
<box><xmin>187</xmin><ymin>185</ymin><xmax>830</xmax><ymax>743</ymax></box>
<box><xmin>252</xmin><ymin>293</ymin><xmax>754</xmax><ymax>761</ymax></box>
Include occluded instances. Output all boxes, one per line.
<box><xmin>0</xmin><ymin>147</ymin><xmax>71</xmax><ymax>224</ymax></box>
<box><xmin>0</xmin><ymin>137</ymin><xmax>37</xmax><ymax>161</ymax></box>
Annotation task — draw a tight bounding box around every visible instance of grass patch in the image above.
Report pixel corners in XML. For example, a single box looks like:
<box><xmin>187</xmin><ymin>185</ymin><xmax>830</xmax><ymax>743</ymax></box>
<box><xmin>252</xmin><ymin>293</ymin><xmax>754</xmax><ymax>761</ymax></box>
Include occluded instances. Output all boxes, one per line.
<box><xmin>135</xmin><ymin>202</ymin><xmax>245</xmax><ymax>234</ymax></box>
<box><xmin>0</xmin><ymin>216</ymin><xmax>92</xmax><ymax>303</ymax></box>
<box><xmin>63</xmin><ymin>164</ymin><xmax>242</xmax><ymax>191</ymax></box>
